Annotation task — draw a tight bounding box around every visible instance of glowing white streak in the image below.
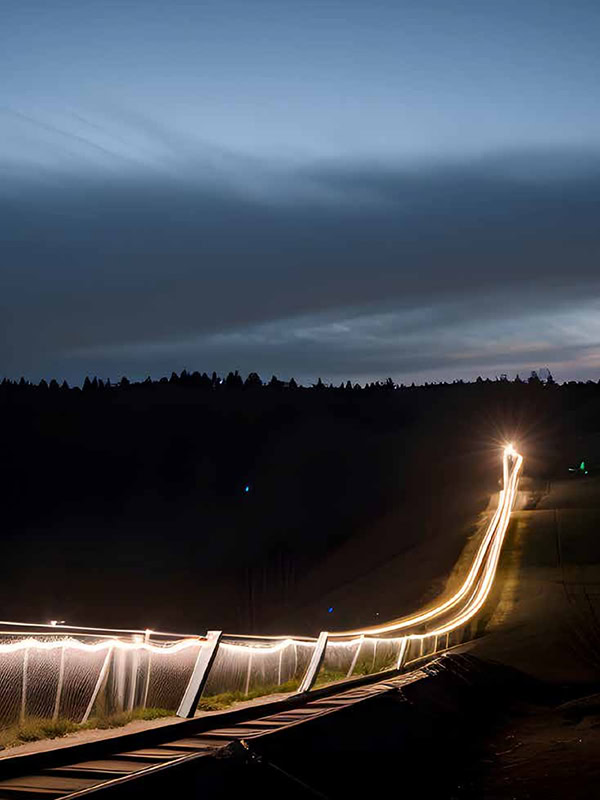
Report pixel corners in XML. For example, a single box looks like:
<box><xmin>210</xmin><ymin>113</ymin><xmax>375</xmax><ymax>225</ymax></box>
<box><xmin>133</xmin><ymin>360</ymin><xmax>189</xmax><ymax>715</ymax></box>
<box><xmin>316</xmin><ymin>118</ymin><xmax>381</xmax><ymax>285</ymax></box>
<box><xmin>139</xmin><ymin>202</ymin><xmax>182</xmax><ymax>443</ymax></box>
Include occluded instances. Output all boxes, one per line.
<box><xmin>219</xmin><ymin>638</ymin><xmax>313</xmax><ymax>655</ymax></box>
<box><xmin>0</xmin><ymin>637</ymin><xmax>203</xmax><ymax>655</ymax></box>
<box><xmin>328</xmin><ymin>635</ymin><xmax>407</xmax><ymax>648</ymax></box>
<box><xmin>224</xmin><ymin>633</ymin><xmax>317</xmax><ymax>642</ymax></box>
<box><xmin>0</xmin><ymin>621</ymin><xmax>206</xmax><ymax>640</ymax></box>
<box><xmin>329</xmin><ymin>445</ymin><xmax>521</xmax><ymax>639</ymax></box>
<box><xmin>413</xmin><ymin>451</ymin><xmax>522</xmax><ymax>639</ymax></box>
<box><xmin>329</xmin><ymin>492</ymin><xmax>506</xmax><ymax>636</ymax></box>
<box><xmin>319</xmin><ymin>448</ymin><xmax>521</xmax><ymax>671</ymax></box>
<box><xmin>0</xmin><ymin>636</ymin><xmax>315</xmax><ymax>660</ymax></box>
<box><xmin>0</xmin><ymin>622</ymin><xmax>147</xmax><ymax>634</ymax></box>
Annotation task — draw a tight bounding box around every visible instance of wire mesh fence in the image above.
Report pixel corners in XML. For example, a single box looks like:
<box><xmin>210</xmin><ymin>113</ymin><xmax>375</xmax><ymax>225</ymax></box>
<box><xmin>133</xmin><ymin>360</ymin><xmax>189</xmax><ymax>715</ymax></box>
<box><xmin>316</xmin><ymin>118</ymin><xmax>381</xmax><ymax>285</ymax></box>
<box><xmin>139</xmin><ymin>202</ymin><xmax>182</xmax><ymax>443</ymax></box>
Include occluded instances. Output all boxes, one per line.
<box><xmin>0</xmin><ymin>630</ymin><xmax>321</xmax><ymax>729</ymax></box>
<box><xmin>202</xmin><ymin>638</ymin><xmax>314</xmax><ymax>698</ymax></box>
<box><xmin>0</xmin><ymin>618</ymin><xmax>481</xmax><ymax>731</ymax></box>
<box><xmin>0</xmin><ymin>631</ymin><xmax>206</xmax><ymax>730</ymax></box>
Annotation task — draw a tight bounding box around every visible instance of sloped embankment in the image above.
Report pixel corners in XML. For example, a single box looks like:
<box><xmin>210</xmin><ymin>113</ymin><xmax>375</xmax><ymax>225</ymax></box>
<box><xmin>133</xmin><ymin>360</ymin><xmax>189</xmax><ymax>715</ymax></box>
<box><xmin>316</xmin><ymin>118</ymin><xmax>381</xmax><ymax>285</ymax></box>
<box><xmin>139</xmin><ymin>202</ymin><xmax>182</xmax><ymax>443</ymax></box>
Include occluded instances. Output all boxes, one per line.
<box><xmin>143</xmin><ymin>654</ymin><xmax>538</xmax><ymax>799</ymax></box>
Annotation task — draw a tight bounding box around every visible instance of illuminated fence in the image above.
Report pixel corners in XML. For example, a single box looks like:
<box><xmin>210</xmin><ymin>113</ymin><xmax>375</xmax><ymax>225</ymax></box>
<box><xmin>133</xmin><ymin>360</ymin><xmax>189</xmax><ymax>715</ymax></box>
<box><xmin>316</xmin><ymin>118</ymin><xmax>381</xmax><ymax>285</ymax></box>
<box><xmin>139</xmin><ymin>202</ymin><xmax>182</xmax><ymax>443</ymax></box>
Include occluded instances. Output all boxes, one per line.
<box><xmin>0</xmin><ymin>445</ymin><xmax>522</xmax><ymax>730</ymax></box>
<box><xmin>0</xmin><ymin>630</ymin><xmax>205</xmax><ymax>728</ymax></box>
<box><xmin>0</xmin><ymin>627</ymin><xmax>321</xmax><ymax>728</ymax></box>
<box><xmin>0</xmin><ymin>625</ymin><xmax>474</xmax><ymax>729</ymax></box>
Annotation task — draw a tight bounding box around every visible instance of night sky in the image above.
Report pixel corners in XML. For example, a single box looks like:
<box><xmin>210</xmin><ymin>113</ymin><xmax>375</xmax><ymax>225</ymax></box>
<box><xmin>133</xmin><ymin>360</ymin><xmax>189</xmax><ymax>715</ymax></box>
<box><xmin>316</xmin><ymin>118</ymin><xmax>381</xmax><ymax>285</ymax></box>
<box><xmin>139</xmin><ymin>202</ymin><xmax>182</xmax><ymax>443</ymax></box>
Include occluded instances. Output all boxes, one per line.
<box><xmin>2</xmin><ymin>0</ymin><xmax>600</xmax><ymax>385</ymax></box>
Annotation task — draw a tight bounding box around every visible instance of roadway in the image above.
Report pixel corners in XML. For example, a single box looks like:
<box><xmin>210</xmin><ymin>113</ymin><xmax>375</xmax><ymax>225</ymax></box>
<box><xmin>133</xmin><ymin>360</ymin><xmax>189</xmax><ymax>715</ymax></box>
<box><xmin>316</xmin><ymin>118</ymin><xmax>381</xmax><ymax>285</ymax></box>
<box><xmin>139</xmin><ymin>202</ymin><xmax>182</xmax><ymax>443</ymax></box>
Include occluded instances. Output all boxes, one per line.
<box><xmin>473</xmin><ymin>470</ymin><xmax>600</xmax><ymax>684</ymax></box>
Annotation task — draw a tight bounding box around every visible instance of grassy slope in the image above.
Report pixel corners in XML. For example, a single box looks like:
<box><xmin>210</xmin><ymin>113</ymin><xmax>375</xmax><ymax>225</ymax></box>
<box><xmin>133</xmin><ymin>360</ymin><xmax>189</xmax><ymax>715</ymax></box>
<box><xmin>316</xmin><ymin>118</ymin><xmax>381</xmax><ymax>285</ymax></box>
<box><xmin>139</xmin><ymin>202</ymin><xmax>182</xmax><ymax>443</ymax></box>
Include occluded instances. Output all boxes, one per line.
<box><xmin>0</xmin><ymin>708</ymin><xmax>172</xmax><ymax>751</ymax></box>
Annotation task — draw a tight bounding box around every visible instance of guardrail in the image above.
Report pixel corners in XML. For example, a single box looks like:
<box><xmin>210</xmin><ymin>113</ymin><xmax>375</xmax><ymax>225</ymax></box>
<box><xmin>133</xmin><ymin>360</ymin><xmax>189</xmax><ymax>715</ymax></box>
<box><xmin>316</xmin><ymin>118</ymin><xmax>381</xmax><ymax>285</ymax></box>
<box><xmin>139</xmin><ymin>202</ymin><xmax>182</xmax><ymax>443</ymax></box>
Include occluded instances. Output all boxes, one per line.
<box><xmin>0</xmin><ymin>445</ymin><xmax>521</xmax><ymax>732</ymax></box>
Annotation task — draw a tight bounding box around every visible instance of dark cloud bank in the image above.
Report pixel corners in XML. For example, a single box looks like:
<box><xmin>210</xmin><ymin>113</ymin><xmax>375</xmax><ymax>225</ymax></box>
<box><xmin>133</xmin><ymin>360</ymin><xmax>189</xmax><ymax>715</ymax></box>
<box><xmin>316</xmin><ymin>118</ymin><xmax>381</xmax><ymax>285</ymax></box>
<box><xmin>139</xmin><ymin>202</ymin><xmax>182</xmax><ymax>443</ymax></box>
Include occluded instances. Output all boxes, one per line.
<box><xmin>2</xmin><ymin>146</ymin><xmax>600</xmax><ymax>384</ymax></box>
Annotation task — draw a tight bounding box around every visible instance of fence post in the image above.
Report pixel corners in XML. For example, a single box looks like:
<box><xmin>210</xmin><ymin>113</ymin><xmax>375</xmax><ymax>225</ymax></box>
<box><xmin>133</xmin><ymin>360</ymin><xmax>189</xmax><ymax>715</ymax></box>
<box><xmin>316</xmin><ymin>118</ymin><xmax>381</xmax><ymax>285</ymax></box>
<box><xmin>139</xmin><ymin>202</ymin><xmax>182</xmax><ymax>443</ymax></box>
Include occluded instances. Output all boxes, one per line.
<box><xmin>395</xmin><ymin>637</ymin><xmax>408</xmax><ymax>669</ymax></box>
<box><xmin>142</xmin><ymin>652</ymin><xmax>152</xmax><ymax>709</ymax></box>
<box><xmin>293</xmin><ymin>641</ymin><xmax>298</xmax><ymax>677</ymax></box>
<box><xmin>277</xmin><ymin>648</ymin><xmax>283</xmax><ymax>686</ymax></box>
<box><xmin>297</xmin><ymin>631</ymin><xmax>328</xmax><ymax>693</ymax></box>
<box><xmin>244</xmin><ymin>650</ymin><xmax>253</xmax><ymax>696</ymax></box>
<box><xmin>142</xmin><ymin>629</ymin><xmax>152</xmax><ymax>709</ymax></box>
<box><xmin>127</xmin><ymin>649</ymin><xmax>140</xmax><ymax>711</ymax></box>
<box><xmin>20</xmin><ymin>648</ymin><xmax>29</xmax><ymax>724</ymax></box>
<box><xmin>53</xmin><ymin>644</ymin><xmax>66</xmax><ymax>721</ymax></box>
<box><xmin>81</xmin><ymin>645</ymin><xmax>113</xmax><ymax>724</ymax></box>
<box><xmin>176</xmin><ymin>631</ymin><xmax>222</xmax><ymax>719</ymax></box>
<box><xmin>113</xmin><ymin>647</ymin><xmax>127</xmax><ymax>712</ymax></box>
<box><xmin>346</xmin><ymin>635</ymin><xmax>364</xmax><ymax>678</ymax></box>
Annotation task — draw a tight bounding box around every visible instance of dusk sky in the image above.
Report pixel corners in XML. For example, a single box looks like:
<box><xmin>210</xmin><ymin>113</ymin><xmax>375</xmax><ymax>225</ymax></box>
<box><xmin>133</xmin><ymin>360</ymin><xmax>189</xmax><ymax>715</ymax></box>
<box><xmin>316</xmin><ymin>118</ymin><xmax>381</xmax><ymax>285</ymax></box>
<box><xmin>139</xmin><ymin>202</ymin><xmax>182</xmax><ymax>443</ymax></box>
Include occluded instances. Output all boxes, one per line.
<box><xmin>2</xmin><ymin>0</ymin><xmax>600</xmax><ymax>384</ymax></box>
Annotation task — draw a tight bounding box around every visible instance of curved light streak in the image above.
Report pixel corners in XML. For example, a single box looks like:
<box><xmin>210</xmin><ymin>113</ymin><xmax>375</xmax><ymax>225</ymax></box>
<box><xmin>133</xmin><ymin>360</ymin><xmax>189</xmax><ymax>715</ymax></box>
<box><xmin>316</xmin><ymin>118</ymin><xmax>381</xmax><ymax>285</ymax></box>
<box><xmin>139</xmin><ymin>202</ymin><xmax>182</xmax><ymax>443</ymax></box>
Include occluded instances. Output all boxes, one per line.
<box><xmin>0</xmin><ymin>636</ymin><xmax>203</xmax><ymax>655</ymax></box>
<box><xmin>0</xmin><ymin>635</ymin><xmax>315</xmax><ymax>658</ymax></box>
<box><xmin>411</xmin><ymin>447</ymin><xmax>522</xmax><ymax>639</ymax></box>
<box><xmin>220</xmin><ymin>638</ymin><xmax>314</xmax><ymax>655</ymax></box>
<box><xmin>0</xmin><ymin>621</ymin><xmax>206</xmax><ymax>639</ymax></box>
<box><xmin>329</xmin><ymin>444</ymin><xmax>522</xmax><ymax>639</ymax></box>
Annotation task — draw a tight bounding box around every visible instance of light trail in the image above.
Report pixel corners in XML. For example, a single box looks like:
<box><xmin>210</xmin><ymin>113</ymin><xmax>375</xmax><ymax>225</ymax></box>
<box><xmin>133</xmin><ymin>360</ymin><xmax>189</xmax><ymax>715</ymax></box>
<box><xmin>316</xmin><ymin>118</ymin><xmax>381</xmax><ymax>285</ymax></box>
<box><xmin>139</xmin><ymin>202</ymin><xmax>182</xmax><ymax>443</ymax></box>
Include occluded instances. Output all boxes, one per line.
<box><xmin>0</xmin><ymin>636</ymin><xmax>204</xmax><ymax>655</ymax></box>
<box><xmin>0</xmin><ymin>621</ymin><xmax>206</xmax><ymax>639</ymax></box>
<box><xmin>220</xmin><ymin>638</ymin><xmax>314</xmax><ymax>654</ymax></box>
<box><xmin>409</xmin><ymin>447</ymin><xmax>522</xmax><ymax>639</ymax></box>
<box><xmin>328</xmin><ymin>443</ymin><xmax>522</xmax><ymax>639</ymax></box>
<box><xmin>0</xmin><ymin>635</ymin><xmax>315</xmax><ymax>657</ymax></box>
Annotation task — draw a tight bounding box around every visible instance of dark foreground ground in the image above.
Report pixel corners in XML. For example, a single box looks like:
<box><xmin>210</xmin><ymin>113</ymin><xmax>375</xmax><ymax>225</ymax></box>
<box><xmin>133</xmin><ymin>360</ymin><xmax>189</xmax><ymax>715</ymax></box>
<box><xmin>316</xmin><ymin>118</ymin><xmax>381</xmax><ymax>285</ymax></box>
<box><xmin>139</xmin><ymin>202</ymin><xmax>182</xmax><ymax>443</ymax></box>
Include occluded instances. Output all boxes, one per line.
<box><xmin>54</xmin><ymin>654</ymin><xmax>523</xmax><ymax>799</ymax></box>
<box><xmin>464</xmin><ymin>470</ymin><xmax>600</xmax><ymax>798</ymax></box>
<box><xmin>79</xmin><ymin>653</ymin><xmax>596</xmax><ymax>800</ymax></box>
<box><xmin>475</xmin><ymin>690</ymin><xmax>600</xmax><ymax>799</ymax></box>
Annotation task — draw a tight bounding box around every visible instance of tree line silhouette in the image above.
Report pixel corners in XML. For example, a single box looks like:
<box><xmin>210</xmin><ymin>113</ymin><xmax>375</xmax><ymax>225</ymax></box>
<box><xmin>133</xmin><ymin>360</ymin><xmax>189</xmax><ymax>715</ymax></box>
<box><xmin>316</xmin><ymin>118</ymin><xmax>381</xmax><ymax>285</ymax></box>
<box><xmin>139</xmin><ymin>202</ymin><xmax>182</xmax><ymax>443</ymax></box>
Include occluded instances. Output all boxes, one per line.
<box><xmin>0</xmin><ymin>367</ymin><xmax>561</xmax><ymax>394</ymax></box>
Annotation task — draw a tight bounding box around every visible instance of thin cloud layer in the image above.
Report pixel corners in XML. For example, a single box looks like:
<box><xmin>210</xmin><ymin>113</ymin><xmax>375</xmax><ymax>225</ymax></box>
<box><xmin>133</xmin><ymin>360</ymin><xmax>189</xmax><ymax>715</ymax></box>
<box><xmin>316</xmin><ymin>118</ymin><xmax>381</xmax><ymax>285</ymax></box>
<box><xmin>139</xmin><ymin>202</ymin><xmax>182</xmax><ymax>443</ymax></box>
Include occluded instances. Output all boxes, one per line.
<box><xmin>2</xmin><ymin>130</ymin><xmax>600</xmax><ymax>383</ymax></box>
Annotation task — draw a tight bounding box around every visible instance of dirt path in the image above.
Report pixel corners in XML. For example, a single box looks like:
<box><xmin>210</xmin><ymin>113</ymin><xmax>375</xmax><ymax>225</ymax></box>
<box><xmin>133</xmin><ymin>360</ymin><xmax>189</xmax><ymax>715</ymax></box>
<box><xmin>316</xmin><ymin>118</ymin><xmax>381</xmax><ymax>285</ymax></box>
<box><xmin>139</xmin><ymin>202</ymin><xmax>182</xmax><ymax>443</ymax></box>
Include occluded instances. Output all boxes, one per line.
<box><xmin>0</xmin><ymin>689</ymin><xmax>297</xmax><ymax>759</ymax></box>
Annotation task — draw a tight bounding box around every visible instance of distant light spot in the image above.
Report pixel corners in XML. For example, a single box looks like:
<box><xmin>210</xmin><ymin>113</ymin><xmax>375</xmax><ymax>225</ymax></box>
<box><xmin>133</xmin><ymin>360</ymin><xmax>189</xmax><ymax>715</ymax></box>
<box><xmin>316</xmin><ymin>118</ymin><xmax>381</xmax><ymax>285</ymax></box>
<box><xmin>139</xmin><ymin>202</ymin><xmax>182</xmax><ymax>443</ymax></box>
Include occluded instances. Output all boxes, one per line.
<box><xmin>244</xmin><ymin>485</ymin><xmax>250</xmax><ymax>493</ymax></box>
<box><xmin>327</xmin><ymin>607</ymin><xmax>334</xmax><ymax>613</ymax></box>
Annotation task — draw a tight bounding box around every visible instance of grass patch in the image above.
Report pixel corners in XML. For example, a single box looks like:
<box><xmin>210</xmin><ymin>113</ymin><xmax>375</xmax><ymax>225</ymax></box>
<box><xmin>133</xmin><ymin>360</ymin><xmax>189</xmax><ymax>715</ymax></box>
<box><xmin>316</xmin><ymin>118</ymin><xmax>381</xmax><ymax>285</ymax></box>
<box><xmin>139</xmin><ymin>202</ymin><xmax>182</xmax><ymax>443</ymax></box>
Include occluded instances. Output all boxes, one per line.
<box><xmin>0</xmin><ymin>717</ymin><xmax>79</xmax><ymax>750</ymax></box>
<box><xmin>314</xmin><ymin>669</ymin><xmax>346</xmax><ymax>687</ymax></box>
<box><xmin>82</xmin><ymin>707</ymin><xmax>173</xmax><ymax>730</ymax></box>
<box><xmin>351</xmin><ymin>657</ymin><xmax>396</xmax><ymax>676</ymax></box>
<box><xmin>0</xmin><ymin>708</ymin><xmax>173</xmax><ymax>751</ymax></box>
<box><xmin>0</xmin><ymin>680</ymin><xmax>305</xmax><ymax>750</ymax></box>
<box><xmin>352</xmin><ymin>660</ymin><xmax>375</xmax><ymax>676</ymax></box>
<box><xmin>197</xmin><ymin>679</ymin><xmax>300</xmax><ymax>711</ymax></box>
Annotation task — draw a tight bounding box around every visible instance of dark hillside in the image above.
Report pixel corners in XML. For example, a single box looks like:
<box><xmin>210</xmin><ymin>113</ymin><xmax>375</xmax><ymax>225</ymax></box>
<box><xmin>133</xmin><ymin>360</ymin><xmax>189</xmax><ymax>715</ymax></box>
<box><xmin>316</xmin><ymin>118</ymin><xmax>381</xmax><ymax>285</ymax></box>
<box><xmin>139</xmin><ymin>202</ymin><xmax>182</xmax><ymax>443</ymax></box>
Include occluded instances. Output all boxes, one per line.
<box><xmin>1</xmin><ymin>373</ymin><xmax>597</xmax><ymax>634</ymax></box>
